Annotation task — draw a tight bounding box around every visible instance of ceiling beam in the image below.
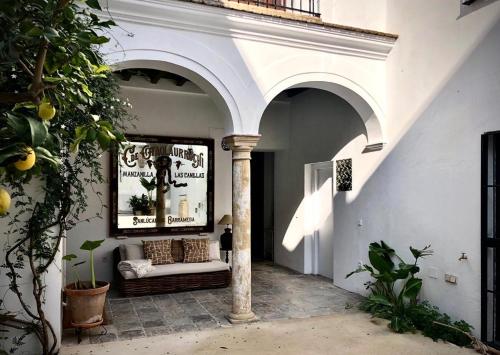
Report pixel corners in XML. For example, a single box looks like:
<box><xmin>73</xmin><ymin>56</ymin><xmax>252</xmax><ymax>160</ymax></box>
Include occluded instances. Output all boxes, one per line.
<box><xmin>119</xmin><ymin>70</ymin><xmax>132</xmax><ymax>81</ymax></box>
<box><xmin>286</xmin><ymin>88</ymin><xmax>309</xmax><ymax>98</ymax></box>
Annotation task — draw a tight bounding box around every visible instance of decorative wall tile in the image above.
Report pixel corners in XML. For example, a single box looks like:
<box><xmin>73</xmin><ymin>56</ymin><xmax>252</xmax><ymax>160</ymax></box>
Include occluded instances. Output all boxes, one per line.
<box><xmin>336</xmin><ymin>159</ymin><xmax>352</xmax><ymax>191</ymax></box>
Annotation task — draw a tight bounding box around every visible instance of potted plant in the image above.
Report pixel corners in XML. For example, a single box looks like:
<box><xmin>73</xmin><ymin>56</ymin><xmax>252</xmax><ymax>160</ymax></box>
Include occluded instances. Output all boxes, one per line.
<box><xmin>140</xmin><ymin>177</ymin><xmax>157</xmax><ymax>215</ymax></box>
<box><xmin>63</xmin><ymin>240</ymin><xmax>109</xmax><ymax>327</ymax></box>
<box><xmin>129</xmin><ymin>194</ymin><xmax>150</xmax><ymax>215</ymax></box>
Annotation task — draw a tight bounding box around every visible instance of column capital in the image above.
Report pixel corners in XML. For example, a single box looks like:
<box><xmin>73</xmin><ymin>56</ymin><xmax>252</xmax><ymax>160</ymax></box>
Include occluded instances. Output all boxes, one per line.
<box><xmin>223</xmin><ymin>135</ymin><xmax>261</xmax><ymax>160</ymax></box>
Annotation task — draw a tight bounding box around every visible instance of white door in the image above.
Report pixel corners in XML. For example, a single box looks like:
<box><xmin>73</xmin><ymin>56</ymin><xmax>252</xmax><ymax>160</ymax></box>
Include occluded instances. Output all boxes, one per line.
<box><xmin>304</xmin><ymin>162</ymin><xmax>334</xmax><ymax>280</ymax></box>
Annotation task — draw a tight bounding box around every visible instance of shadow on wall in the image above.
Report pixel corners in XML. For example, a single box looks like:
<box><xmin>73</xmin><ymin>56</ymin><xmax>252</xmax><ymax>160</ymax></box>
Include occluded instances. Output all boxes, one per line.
<box><xmin>459</xmin><ymin>0</ymin><xmax>500</xmax><ymax>18</ymax></box>
<box><xmin>271</xmin><ymin>89</ymin><xmax>367</xmax><ymax>272</ymax></box>
<box><xmin>333</xmin><ymin>17</ymin><xmax>500</xmax><ymax>333</ymax></box>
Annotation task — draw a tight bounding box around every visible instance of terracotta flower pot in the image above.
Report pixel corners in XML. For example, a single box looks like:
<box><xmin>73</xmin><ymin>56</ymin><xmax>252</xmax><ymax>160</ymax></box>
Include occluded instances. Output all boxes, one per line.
<box><xmin>65</xmin><ymin>281</ymin><xmax>110</xmax><ymax>326</ymax></box>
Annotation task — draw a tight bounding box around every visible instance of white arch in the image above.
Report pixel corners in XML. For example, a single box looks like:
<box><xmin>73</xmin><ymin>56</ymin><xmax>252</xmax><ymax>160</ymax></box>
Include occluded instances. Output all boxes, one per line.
<box><xmin>105</xmin><ymin>49</ymin><xmax>243</xmax><ymax>133</ymax></box>
<box><xmin>260</xmin><ymin>72</ymin><xmax>386</xmax><ymax>148</ymax></box>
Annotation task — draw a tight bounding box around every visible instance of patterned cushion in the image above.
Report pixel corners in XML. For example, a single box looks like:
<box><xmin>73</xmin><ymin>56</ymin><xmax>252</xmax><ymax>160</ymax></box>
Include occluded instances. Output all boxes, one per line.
<box><xmin>143</xmin><ymin>240</ymin><xmax>175</xmax><ymax>265</ymax></box>
<box><xmin>171</xmin><ymin>240</ymin><xmax>184</xmax><ymax>262</ymax></box>
<box><xmin>182</xmin><ymin>238</ymin><xmax>210</xmax><ymax>263</ymax></box>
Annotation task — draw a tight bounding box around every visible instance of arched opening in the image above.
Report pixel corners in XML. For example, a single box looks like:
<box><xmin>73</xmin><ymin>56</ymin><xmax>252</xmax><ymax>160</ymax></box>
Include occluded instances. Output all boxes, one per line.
<box><xmin>252</xmin><ymin>86</ymin><xmax>369</xmax><ymax>281</ymax></box>
<box><xmin>107</xmin><ymin>54</ymin><xmax>243</xmax><ymax>134</ymax></box>
<box><xmin>65</xmin><ymin>58</ymin><xmax>239</xmax><ymax>287</ymax></box>
<box><xmin>259</xmin><ymin>73</ymin><xmax>386</xmax><ymax>149</ymax></box>
<box><xmin>241</xmin><ymin>86</ymin><xmax>370</xmax><ymax>323</ymax></box>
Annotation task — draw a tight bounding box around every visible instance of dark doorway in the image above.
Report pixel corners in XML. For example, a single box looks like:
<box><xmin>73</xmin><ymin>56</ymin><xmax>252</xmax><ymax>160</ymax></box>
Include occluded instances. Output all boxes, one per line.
<box><xmin>482</xmin><ymin>131</ymin><xmax>500</xmax><ymax>349</ymax></box>
<box><xmin>251</xmin><ymin>152</ymin><xmax>275</xmax><ymax>262</ymax></box>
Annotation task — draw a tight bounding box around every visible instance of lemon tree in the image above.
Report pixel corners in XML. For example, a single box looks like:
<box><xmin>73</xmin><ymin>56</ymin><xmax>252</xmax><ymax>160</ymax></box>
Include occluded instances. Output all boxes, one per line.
<box><xmin>0</xmin><ymin>1</ymin><xmax>132</xmax><ymax>354</ymax></box>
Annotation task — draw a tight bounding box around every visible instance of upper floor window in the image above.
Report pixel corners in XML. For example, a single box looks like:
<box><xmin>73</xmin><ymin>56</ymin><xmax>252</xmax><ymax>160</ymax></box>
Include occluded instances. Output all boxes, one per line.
<box><xmin>228</xmin><ymin>0</ymin><xmax>321</xmax><ymax>18</ymax></box>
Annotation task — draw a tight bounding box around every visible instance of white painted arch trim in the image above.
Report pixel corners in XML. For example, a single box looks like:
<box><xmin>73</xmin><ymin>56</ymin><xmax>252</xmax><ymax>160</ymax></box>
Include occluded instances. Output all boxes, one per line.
<box><xmin>105</xmin><ymin>49</ymin><xmax>242</xmax><ymax>133</ymax></box>
<box><xmin>261</xmin><ymin>72</ymin><xmax>386</xmax><ymax>147</ymax></box>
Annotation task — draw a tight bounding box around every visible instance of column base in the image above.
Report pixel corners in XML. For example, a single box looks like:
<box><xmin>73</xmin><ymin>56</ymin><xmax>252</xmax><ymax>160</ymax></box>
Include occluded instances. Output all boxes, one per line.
<box><xmin>226</xmin><ymin>311</ymin><xmax>258</xmax><ymax>324</ymax></box>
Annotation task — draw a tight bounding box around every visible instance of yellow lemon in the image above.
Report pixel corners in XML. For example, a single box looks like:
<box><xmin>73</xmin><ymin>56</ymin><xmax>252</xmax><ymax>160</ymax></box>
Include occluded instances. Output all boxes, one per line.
<box><xmin>0</xmin><ymin>188</ymin><xmax>11</xmax><ymax>215</ymax></box>
<box><xmin>38</xmin><ymin>102</ymin><xmax>56</xmax><ymax>121</ymax></box>
<box><xmin>14</xmin><ymin>147</ymin><xmax>36</xmax><ymax>171</ymax></box>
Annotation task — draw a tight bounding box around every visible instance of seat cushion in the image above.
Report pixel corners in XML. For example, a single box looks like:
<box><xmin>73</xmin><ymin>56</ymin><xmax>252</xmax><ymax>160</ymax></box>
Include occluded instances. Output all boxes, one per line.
<box><xmin>183</xmin><ymin>238</ymin><xmax>210</xmax><ymax>263</ymax></box>
<box><xmin>143</xmin><ymin>239</ymin><xmax>175</xmax><ymax>265</ymax></box>
<box><xmin>119</xmin><ymin>260</ymin><xmax>230</xmax><ymax>280</ymax></box>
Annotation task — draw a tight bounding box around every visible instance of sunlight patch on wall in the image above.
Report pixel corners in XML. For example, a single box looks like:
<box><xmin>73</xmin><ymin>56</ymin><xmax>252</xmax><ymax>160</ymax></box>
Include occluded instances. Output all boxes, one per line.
<box><xmin>283</xmin><ymin>176</ymin><xmax>333</xmax><ymax>252</ymax></box>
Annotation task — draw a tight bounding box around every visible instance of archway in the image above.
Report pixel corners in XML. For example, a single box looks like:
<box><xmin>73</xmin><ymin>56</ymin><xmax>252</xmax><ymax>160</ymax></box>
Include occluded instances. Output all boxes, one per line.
<box><xmin>255</xmin><ymin>85</ymin><xmax>371</xmax><ymax>278</ymax></box>
<box><xmin>105</xmin><ymin>51</ymin><xmax>242</xmax><ymax>134</ymax></box>
<box><xmin>258</xmin><ymin>72</ymin><xmax>386</xmax><ymax>151</ymax></box>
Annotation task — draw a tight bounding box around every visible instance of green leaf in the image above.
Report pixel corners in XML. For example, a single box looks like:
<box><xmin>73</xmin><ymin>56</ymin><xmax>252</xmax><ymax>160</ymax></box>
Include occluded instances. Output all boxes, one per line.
<box><xmin>97</xmin><ymin>131</ymin><xmax>110</xmax><ymax>150</ymax></box>
<box><xmin>86</xmin><ymin>0</ymin><xmax>102</xmax><ymax>10</ymax></box>
<box><xmin>94</xmin><ymin>64</ymin><xmax>111</xmax><ymax>73</ymax></box>
<box><xmin>98</xmin><ymin>20</ymin><xmax>116</xmax><ymax>28</ymax></box>
<box><xmin>368</xmin><ymin>294</ymin><xmax>393</xmax><ymax>307</ymax></box>
<box><xmin>6</xmin><ymin>113</ymin><xmax>28</xmax><ymax>136</ymax></box>
<box><xmin>81</xmin><ymin>83</ymin><xmax>93</xmax><ymax>97</ymax></box>
<box><xmin>74</xmin><ymin>261</ymin><xmax>86</xmax><ymax>267</ymax></box>
<box><xmin>380</xmin><ymin>241</ymin><xmax>395</xmax><ymax>254</ymax></box>
<box><xmin>410</xmin><ymin>245</ymin><xmax>433</xmax><ymax>260</ymax></box>
<box><xmin>62</xmin><ymin>254</ymin><xmax>77</xmax><ymax>261</ymax></box>
<box><xmin>346</xmin><ymin>264</ymin><xmax>369</xmax><ymax>278</ymax></box>
<box><xmin>26</xmin><ymin>26</ymin><xmax>44</xmax><ymax>36</ymax></box>
<box><xmin>80</xmin><ymin>239</ymin><xmax>105</xmax><ymax>251</ymax></box>
<box><xmin>91</xmin><ymin>35</ymin><xmax>109</xmax><ymax>44</ymax></box>
<box><xmin>34</xmin><ymin>147</ymin><xmax>61</xmax><ymax>166</ymax></box>
<box><xmin>44</xmin><ymin>76</ymin><xmax>65</xmax><ymax>83</ymax></box>
<box><xmin>44</xmin><ymin>27</ymin><xmax>60</xmax><ymax>41</ymax></box>
<box><xmin>368</xmin><ymin>250</ymin><xmax>394</xmax><ymax>273</ymax></box>
<box><xmin>402</xmin><ymin>278</ymin><xmax>422</xmax><ymax>300</ymax></box>
<box><xmin>87</xmin><ymin>128</ymin><xmax>97</xmax><ymax>141</ymax></box>
<box><xmin>98</xmin><ymin>121</ymin><xmax>113</xmax><ymax>130</ymax></box>
<box><xmin>13</xmin><ymin>102</ymin><xmax>37</xmax><ymax>110</ymax></box>
<box><xmin>390</xmin><ymin>316</ymin><xmax>405</xmax><ymax>333</ymax></box>
<box><xmin>75</xmin><ymin>126</ymin><xmax>88</xmax><ymax>140</ymax></box>
<box><xmin>0</xmin><ymin>145</ymin><xmax>22</xmax><ymax>166</ymax></box>
<box><xmin>26</xmin><ymin>117</ymin><xmax>48</xmax><ymax>147</ymax></box>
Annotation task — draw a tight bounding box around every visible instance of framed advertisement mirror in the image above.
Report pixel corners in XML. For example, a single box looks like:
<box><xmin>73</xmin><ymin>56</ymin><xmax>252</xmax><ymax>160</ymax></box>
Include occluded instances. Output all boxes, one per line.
<box><xmin>110</xmin><ymin>134</ymin><xmax>214</xmax><ymax>236</ymax></box>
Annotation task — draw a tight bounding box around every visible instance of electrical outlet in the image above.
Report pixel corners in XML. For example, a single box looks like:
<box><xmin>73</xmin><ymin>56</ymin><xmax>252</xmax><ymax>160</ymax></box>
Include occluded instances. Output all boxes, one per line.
<box><xmin>445</xmin><ymin>273</ymin><xmax>457</xmax><ymax>284</ymax></box>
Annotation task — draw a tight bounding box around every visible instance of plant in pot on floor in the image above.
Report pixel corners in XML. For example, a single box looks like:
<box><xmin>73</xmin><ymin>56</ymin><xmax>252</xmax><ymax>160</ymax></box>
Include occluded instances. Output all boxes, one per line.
<box><xmin>63</xmin><ymin>240</ymin><xmax>109</xmax><ymax>328</ymax></box>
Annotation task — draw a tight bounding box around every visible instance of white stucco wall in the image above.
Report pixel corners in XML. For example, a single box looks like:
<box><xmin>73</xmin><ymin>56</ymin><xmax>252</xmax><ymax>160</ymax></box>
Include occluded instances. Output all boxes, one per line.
<box><xmin>102</xmin><ymin>0</ymin><xmax>391</xmax><ymax>139</ymax></box>
<box><xmin>320</xmin><ymin>0</ymin><xmax>387</xmax><ymax>32</ymax></box>
<box><xmin>332</xmin><ymin>0</ymin><xmax>500</xmax><ymax>334</ymax></box>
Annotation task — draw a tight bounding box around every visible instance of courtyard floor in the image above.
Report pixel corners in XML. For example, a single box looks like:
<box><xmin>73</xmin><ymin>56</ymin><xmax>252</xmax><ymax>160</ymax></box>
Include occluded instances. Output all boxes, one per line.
<box><xmin>62</xmin><ymin>262</ymin><xmax>363</xmax><ymax>345</ymax></box>
<box><xmin>62</xmin><ymin>312</ymin><xmax>475</xmax><ymax>355</ymax></box>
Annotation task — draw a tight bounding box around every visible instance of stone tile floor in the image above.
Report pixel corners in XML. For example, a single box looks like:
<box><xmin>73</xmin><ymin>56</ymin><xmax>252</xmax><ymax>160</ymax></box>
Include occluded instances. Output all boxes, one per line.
<box><xmin>62</xmin><ymin>262</ymin><xmax>363</xmax><ymax>345</ymax></box>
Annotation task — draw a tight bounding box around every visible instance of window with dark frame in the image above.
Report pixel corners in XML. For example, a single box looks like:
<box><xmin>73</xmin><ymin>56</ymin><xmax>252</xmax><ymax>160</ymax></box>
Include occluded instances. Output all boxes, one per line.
<box><xmin>482</xmin><ymin>132</ymin><xmax>500</xmax><ymax>348</ymax></box>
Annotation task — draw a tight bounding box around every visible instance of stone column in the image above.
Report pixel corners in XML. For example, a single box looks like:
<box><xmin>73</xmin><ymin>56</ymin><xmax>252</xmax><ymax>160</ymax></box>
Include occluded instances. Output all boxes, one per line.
<box><xmin>223</xmin><ymin>134</ymin><xmax>260</xmax><ymax>324</ymax></box>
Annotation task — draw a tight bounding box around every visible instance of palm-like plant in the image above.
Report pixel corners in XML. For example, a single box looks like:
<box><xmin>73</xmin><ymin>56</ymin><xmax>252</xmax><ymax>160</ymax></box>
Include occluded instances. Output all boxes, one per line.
<box><xmin>140</xmin><ymin>177</ymin><xmax>156</xmax><ymax>207</ymax></box>
<box><xmin>346</xmin><ymin>241</ymin><xmax>433</xmax><ymax>332</ymax></box>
